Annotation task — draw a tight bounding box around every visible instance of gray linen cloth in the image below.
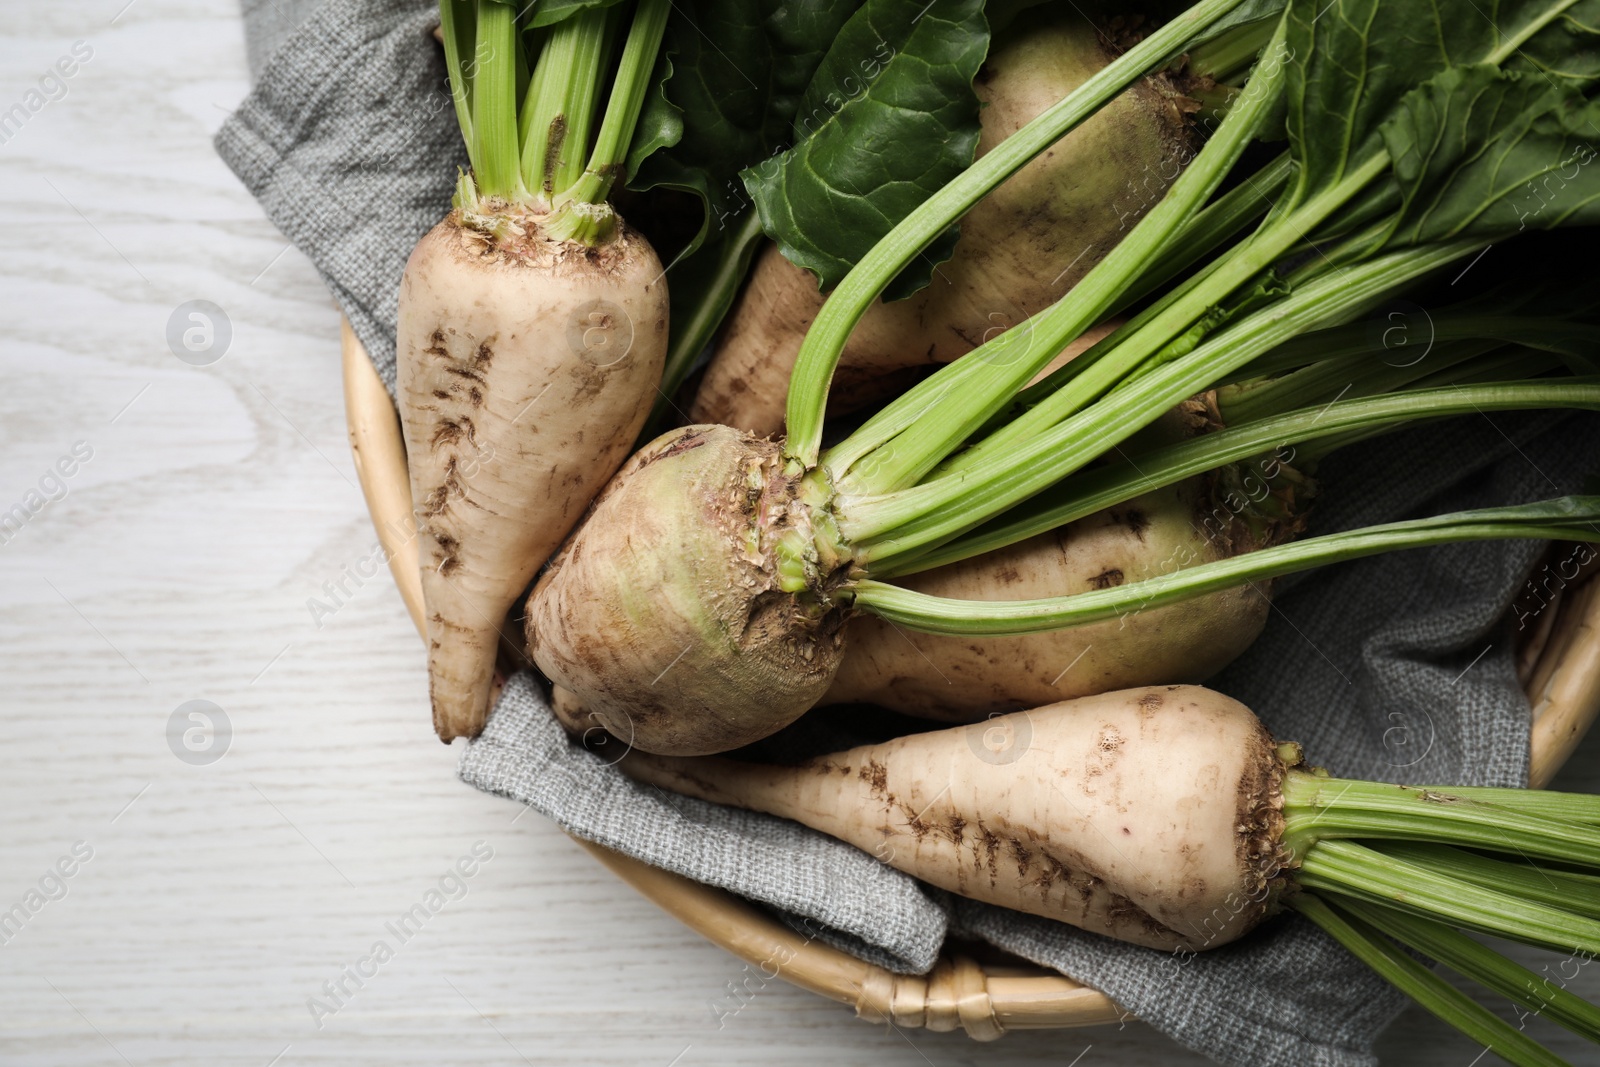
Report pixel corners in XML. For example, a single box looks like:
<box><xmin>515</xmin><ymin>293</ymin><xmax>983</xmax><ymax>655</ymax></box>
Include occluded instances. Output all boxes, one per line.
<box><xmin>216</xmin><ymin>2</ymin><xmax>1599</xmax><ymax>1062</ymax></box>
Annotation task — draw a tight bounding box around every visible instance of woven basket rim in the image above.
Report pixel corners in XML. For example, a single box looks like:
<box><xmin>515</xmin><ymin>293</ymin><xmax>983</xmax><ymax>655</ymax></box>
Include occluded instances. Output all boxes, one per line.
<box><xmin>342</xmin><ymin>321</ymin><xmax>1600</xmax><ymax>1038</ymax></box>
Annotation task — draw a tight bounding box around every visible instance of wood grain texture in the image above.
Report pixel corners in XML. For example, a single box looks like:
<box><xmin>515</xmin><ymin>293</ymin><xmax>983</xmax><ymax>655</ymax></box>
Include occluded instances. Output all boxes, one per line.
<box><xmin>0</xmin><ymin>4</ymin><xmax>1596</xmax><ymax>1065</ymax></box>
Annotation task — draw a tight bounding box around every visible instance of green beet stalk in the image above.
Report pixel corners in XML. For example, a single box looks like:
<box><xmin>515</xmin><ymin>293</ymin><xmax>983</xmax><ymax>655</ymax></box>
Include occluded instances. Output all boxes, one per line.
<box><xmin>439</xmin><ymin>0</ymin><xmax>668</xmax><ymax>246</ymax></box>
<box><xmin>1331</xmin><ymin>897</ymin><xmax>1600</xmax><ymax>1045</ymax></box>
<box><xmin>830</xmin><ymin>239</ymin><xmax>1479</xmax><ymax>563</ymax></box>
<box><xmin>851</xmin><ymin>497</ymin><xmax>1600</xmax><ymax>636</ymax></box>
<box><xmin>780</xmin><ymin>0</ymin><xmax>1262</xmax><ymax>464</ymax></box>
<box><xmin>544</xmin><ymin>0</ymin><xmax>670</xmax><ymax>242</ymax></box>
<box><xmin>772</xmin><ymin>0</ymin><xmax>1595</xmax><ymax>600</ymax></box>
<box><xmin>1276</xmin><ymin>762</ymin><xmax>1600</xmax><ymax>1067</ymax></box>
<box><xmin>1291</xmin><ymin>897</ymin><xmax>1572</xmax><ymax>1067</ymax></box>
<box><xmin>1371</xmin><ymin>843</ymin><xmax>1600</xmax><ymax>921</ymax></box>
<box><xmin>813</xmin><ymin>16</ymin><xmax>1297</xmax><ymax>494</ymax></box>
<box><xmin>882</xmin><ymin>378</ymin><xmax>1600</xmax><ymax>576</ymax></box>
<box><xmin>518</xmin><ymin>7</ymin><xmax>617</xmax><ymax>200</ymax></box>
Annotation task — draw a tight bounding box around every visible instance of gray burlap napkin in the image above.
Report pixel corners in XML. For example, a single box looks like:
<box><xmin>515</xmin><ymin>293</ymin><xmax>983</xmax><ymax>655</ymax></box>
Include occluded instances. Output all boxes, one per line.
<box><xmin>216</xmin><ymin>2</ymin><xmax>1600</xmax><ymax>1062</ymax></box>
<box><xmin>458</xmin><ymin>671</ymin><xmax>951</xmax><ymax>971</ymax></box>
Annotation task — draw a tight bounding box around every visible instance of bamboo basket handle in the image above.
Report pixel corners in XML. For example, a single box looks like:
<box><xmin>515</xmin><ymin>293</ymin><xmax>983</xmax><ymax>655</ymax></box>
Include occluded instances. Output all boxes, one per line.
<box><xmin>341</xmin><ymin>320</ymin><xmax>1600</xmax><ymax>1037</ymax></box>
<box><xmin>342</xmin><ymin>319</ymin><xmax>427</xmax><ymax>637</ymax></box>
<box><xmin>1530</xmin><ymin>571</ymin><xmax>1600</xmax><ymax>788</ymax></box>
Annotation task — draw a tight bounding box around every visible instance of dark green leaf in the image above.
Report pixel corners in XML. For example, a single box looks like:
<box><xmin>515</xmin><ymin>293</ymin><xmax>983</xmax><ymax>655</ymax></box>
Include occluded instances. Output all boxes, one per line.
<box><xmin>625</xmin><ymin>0</ymin><xmax>864</xmax><ymax>254</ymax></box>
<box><xmin>766</xmin><ymin>1</ymin><xmax>869</xmax><ymax>133</ymax></box>
<box><xmin>1509</xmin><ymin>0</ymin><xmax>1600</xmax><ymax>86</ymax></box>
<box><xmin>1497</xmin><ymin>0</ymin><xmax>1600</xmax><ymax>85</ymax></box>
<box><xmin>527</xmin><ymin>0</ymin><xmax>627</xmax><ymax>29</ymax></box>
<box><xmin>1283</xmin><ymin>0</ymin><xmax>1600</xmax><ymax>198</ymax></box>
<box><xmin>1185</xmin><ymin>0</ymin><xmax>1286</xmax><ymax>51</ymax></box>
<box><xmin>1380</xmin><ymin>63</ymin><xmax>1600</xmax><ymax>245</ymax></box>
<box><xmin>982</xmin><ymin>0</ymin><xmax>1056</xmax><ymax>35</ymax></box>
<box><xmin>740</xmin><ymin>0</ymin><xmax>989</xmax><ymax>298</ymax></box>
<box><xmin>624</xmin><ymin>50</ymin><xmax>685</xmax><ymax>184</ymax></box>
<box><xmin>1284</xmin><ymin>0</ymin><xmax>1483</xmax><ymax>194</ymax></box>
<box><xmin>621</xmin><ymin>0</ymin><xmax>869</xmax><ymax>423</ymax></box>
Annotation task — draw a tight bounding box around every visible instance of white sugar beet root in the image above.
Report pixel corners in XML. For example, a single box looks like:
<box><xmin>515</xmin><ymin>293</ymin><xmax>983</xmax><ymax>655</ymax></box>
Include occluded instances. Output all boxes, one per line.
<box><xmin>526</xmin><ymin>416</ymin><xmax>1301</xmax><ymax>754</ymax></box>
<box><xmin>614</xmin><ymin>683</ymin><xmax>1600</xmax><ymax>1063</ymax></box>
<box><xmin>619</xmin><ymin>685</ymin><xmax>1286</xmax><ymax>951</ymax></box>
<box><xmin>525</xmin><ymin>424</ymin><xmax>848</xmax><ymax>755</ymax></box>
<box><xmin>825</xmin><ymin>478</ymin><xmax>1271</xmax><ymax>720</ymax></box>
<box><xmin>398</xmin><ymin>209</ymin><xmax>666</xmax><ymax>741</ymax></box>
<box><xmin>688</xmin><ymin>15</ymin><xmax>1192</xmax><ymax>436</ymax></box>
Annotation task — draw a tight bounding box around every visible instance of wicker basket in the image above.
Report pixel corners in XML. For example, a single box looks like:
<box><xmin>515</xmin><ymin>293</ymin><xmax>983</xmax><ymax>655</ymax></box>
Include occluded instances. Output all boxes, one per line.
<box><xmin>342</xmin><ymin>320</ymin><xmax>1600</xmax><ymax>1039</ymax></box>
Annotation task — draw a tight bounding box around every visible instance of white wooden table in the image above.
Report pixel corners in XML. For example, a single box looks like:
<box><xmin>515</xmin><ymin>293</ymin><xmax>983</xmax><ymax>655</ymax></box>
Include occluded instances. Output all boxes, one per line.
<box><xmin>2</xmin><ymin>4</ymin><xmax>1596</xmax><ymax>1065</ymax></box>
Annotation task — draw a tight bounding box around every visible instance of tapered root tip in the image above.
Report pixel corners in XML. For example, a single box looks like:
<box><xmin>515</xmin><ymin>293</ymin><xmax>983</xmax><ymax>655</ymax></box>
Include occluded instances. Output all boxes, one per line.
<box><xmin>432</xmin><ymin>693</ymin><xmax>489</xmax><ymax>743</ymax></box>
<box><xmin>427</xmin><ymin>626</ymin><xmax>499</xmax><ymax>743</ymax></box>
